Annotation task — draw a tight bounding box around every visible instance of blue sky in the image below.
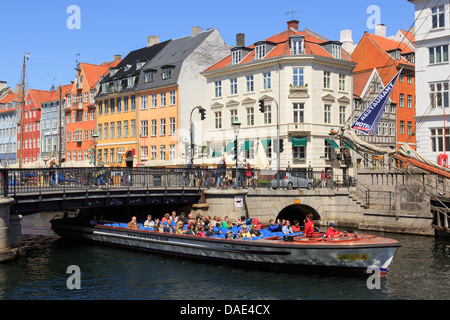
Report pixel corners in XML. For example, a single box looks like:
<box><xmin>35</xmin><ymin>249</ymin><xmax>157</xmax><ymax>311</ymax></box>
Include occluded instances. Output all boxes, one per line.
<box><xmin>0</xmin><ymin>0</ymin><xmax>415</xmax><ymax>91</ymax></box>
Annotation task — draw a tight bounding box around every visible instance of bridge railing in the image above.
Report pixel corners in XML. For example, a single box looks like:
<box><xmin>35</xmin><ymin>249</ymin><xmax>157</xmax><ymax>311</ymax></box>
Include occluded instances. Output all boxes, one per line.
<box><xmin>0</xmin><ymin>167</ymin><xmax>357</xmax><ymax>196</ymax></box>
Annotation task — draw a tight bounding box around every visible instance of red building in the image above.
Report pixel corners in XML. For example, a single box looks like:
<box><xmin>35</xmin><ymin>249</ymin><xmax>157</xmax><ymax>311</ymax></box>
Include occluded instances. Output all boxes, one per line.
<box><xmin>352</xmin><ymin>26</ymin><xmax>416</xmax><ymax>150</ymax></box>
<box><xmin>65</xmin><ymin>58</ymin><xmax>121</xmax><ymax>162</ymax></box>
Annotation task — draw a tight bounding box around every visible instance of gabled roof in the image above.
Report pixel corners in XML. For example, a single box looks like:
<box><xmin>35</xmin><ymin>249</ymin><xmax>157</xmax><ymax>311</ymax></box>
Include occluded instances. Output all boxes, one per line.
<box><xmin>364</xmin><ymin>33</ymin><xmax>415</xmax><ymax>66</ymax></box>
<box><xmin>41</xmin><ymin>84</ymin><xmax>73</xmax><ymax>103</ymax></box>
<box><xmin>205</xmin><ymin>21</ymin><xmax>353</xmax><ymax>72</ymax></box>
<box><xmin>353</xmin><ymin>68</ymin><xmax>384</xmax><ymax>100</ymax></box>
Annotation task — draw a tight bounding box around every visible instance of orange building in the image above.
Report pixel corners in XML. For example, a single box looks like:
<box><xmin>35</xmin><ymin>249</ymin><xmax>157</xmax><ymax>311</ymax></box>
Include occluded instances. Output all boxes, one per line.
<box><xmin>352</xmin><ymin>27</ymin><xmax>416</xmax><ymax>150</ymax></box>
<box><xmin>65</xmin><ymin>59</ymin><xmax>121</xmax><ymax>163</ymax></box>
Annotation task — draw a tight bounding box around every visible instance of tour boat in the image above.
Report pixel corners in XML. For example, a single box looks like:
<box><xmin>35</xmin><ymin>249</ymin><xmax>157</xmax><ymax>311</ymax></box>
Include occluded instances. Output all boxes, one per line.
<box><xmin>50</xmin><ymin>216</ymin><xmax>400</xmax><ymax>276</ymax></box>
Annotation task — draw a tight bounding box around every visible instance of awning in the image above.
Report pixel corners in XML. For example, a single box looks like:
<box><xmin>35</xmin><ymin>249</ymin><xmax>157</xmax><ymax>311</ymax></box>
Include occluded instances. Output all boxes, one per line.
<box><xmin>343</xmin><ymin>140</ymin><xmax>355</xmax><ymax>150</ymax></box>
<box><xmin>212</xmin><ymin>149</ymin><xmax>222</xmax><ymax>158</ymax></box>
<box><xmin>326</xmin><ymin>138</ymin><xmax>340</xmax><ymax>149</ymax></box>
<box><xmin>224</xmin><ymin>141</ymin><xmax>234</xmax><ymax>152</ymax></box>
<box><xmin>292</xmin><ymin>137</ymin><xmax>307</xmax><ymax>148</ymax></box>
<box><xmin>260</xmin><ymin>139</ymin><xmax>271</xmax><ymax>150</ymax></box>
<box><xmin>240</xmin><ymin>140</ymin><xmax>254</xmax><ymax>151</ymax></box>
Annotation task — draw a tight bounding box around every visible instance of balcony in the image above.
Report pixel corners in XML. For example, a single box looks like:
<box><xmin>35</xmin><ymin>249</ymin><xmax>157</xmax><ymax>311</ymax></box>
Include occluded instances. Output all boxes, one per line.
<box><xmin>289</xmin><ymin>85</ymin><xmax>309</xmax><ymax>98</ymax></box>
<box><xmin>287</xmin><ymin>123</ymin><xmax>312</xmax><ymax>136</ymax></box>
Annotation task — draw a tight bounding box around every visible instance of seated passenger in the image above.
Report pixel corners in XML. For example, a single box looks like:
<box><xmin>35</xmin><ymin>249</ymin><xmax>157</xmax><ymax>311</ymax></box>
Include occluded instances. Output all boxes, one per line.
<box><xmin>162</xmin><ymin>213</ymin><xmax>170</xmax><ymax>223</ymax></box>
<box><xmin>163</xmin><ymin>221</ymin><xmax>175</xmax><ymax>233</ymax></box>
<box><xmin>197</xmin><ymin>225</ymin><xmax>206</xmax><ymax>237</ymax></box>
<box><xmin>291</xmin><ymin>220</ymin><xmax>301</xmax><ymax>233</ymax></box>
<box><xmin>144</xmin><ymin>215</ymin><xmax>154</xmax><ymax>228</ymax></box>
<box><xmin>304</xmin><ymin>213</ymin><xmax>315</xmax><ymax>237</ymax></box>
<box><xmin>253</xmin><ymin>218</ymin><xmax>263</xmax><ymax>230</ymax></box>
<box><xmin>267</xmin><ymin>219</ymin><xmax>281</xmax><ymax>233</ymax></box>
<box><xmin>222</xmin><ymin>216</ymin><xmax>233</xmax><ymax>229</ymax></box>
<box><xmin>241</xmin><ymin>225</ymin><xmax>251</xmax><ymax>238</ymax></box>
<box><xmin>226</xmin><ymin>230</ymin><xmax>235</xmax><ymax>239</ymax></box>
<box><xmin>185</xmin><ymin>223</ymin><xmax>196</xmax><ymax>236</ymax></box>
<box><xmin>205</xmin><ymin>224</ymin><xmax>218</xmax><ymax>237</ymax></box>
<box><xmin>282</xmin><ymin>220</ymin><xmax>293</xmax><ymax>235</ymax></box>
<box><xmin>127</xmin><ymin>216</ymin><xmax>139</xmax><ymax>230</ymax></box>
<box><xmin>250</xmin><ymin>224</ymin><xmax>261</xmax><ymax>237</ymax></box>
<box><xmin>175</xmin><ymin>220</ymin><xmax>184</xmax><ymax>234</ymax></box>
<box><xmin>153</xmin><ymin>218</ymin><xmax>162</xmax><ymax>232</ymax></box>
<box><xmin>325</xmin><ymin>223</ymin><xmax>342</xmax><ymax>238</ymax></box>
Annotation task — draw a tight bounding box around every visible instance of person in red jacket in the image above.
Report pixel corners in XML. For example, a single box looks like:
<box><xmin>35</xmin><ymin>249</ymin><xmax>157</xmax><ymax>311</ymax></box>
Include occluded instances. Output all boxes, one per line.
<box><xmin>304</xmin><ymin>213</ymin><xmax>315</xmax><ymax>237</ymax></box>
<box><xmin>325</xmin><ymin>223</ymin><xmax>342</xmax><ymax>238</ymax></box>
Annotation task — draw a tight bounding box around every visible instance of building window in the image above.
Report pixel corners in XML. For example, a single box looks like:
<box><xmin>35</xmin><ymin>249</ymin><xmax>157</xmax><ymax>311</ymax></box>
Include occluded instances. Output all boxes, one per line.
<box><xmin>407</xmin><ymin>95</ymin><xmax>412</xmax><ymax>109</ymax></box>
<box><xmin>407</xmin><ymin>121</ymin><xmax>413</xmax><ymax>136</ymax></box>
<box><xmin>246</xmin><ymin>108</ymin><xmax>254</xmax><ymax>126</ymax></box>
<box><xmin>323</xmin><ymin>71</ymin><xmax>331</xmax><ymax>89</ymax></box>
<box><xmin>215</xmin><ymin>81</ymin><xmax>222</xmax><ymax>98</ymax></box>
<box><xmin>117</xmin><ymin>98</ymin><xmax>121</xmax><ymax>113</ymax></box>
<box><xmin>131</xmin><ymin>119</ymin><xmax>136</xmax><ymax>137</ymax></box>
<box><xmin>255</xmin><ymin>44</ymin><xmax>266</xmax><ymax>59</ymax></box>
<box><xmin>215</xmin><ymin>111</ymin><xmax>222</xmax><ymax>129</ymax></box>
<box><xmin>407</xmin><ymin>70</ymin><xmax>413</xmax><ymax>84</ymax></box>
<box><xmin>400</xmin><ymin>121</ymin><xmax>405</xmax><ymax>135</ymax></box>
<box><xmin>160</xmin><ymin>145</ymin><xmax>166</xmax><ymax>160</ymax></box>
<box><xmin>169</xmin><ymin>90</ymin><xmax>176</xmax><ymax>105</ymax></box>
<box><xmin>110</xmin><ymin>148</ymin><xmax>115</xmax><ymax>163</ymax></box>
<box><xmin>264</xmin><ymin>105</ymin><xmax>271</xmax><ymax>124</ymax></box>
<box><xmin>293</xmin><ymin>103</ymin><xmax>304</xmax><ymax>123</ymax></box>
<box><xmin>123</xmin><ymin>120</ymin><xmax>128</xmax><ymax>138</ymax></box>
<box><xmin>230</xmin><ymin>110</ymin><xmax>237</xmax><ymax>126</ymax></box>
<box><xmin>339</xmin><ymin>74</ymin><xmax>346</xmax><ymax>91</ymax></box>
<box><xmin>230</xmin><ymin>78</ymin><xmax>237</xmax><ymax>95</ymax></box>
<box><xmin>429</xmin><ymin>45</ymin><xmax>449</xmax><ymax>64</ymax></box>
<box><xmin>263</xmin><ymin>72</ymin><xmax>271</xmax><ymax>90</ymax></box>
<box><xmin>399</xmin><ymin>94</ymin><xmax>405</xmax><ymax>108</ymax></box>
<box><xmin>324</xmin><ymin>140</ymin><xmax>331</xmax><ymax>159</ymax></box>
<box><xmin>290</xmin><ymin>37</ymin><xmax>304</xmax><ymax>55</ymax></box>
<box><xmin>246</xmin><ymin>75</ymin><xmax>254</xmax><ymax>92</ymax></box>
<box><xmin>124</xmin><ymin>96</ymin><xmax>129</xmax><ymax>112</ymax></box>
<box><xmin>110</xmin><ymin>122</ymin><xmax>115</xmax><ymax>139</ymax></box>
<box><xmin>141</xmin><ymin>95</ymin><xmax>148</xmax><ymax>110</ymax></box>
<box><xmin>162</xmin><ymin>67</ymin><xmax>173</xmax><ymax>80</ymax></box>
<box><xmin>431</xmin><ymin>128</ymin><xmax>450</xmax><ymax>152</ymax></box>
<box><xmin>144</xmin><ymin>71</ymin><xmax>154</xmax><ymax>83</ymax></box>
<box><xmin>169</xmin><ymin>117</ymin><xmax>175</xmax><ymax>135</ymax></box>
<box><xmin>160</xmin><ymin>118</ymin><xmax>166</xmax><ymax>136</ymax></box>
<box><xmin>151</xmin><ymin>119</ymin><xmax>157</xmax><ymax>136</ymax></box>
<box><xmin>97</xmin><ymin>124</ymin><xmax>102</xmax><ymax>140</ymax></box>
<box><xmin>127</xmin><ymin>76</ymin><xmax>134</xmax><ymax>87</ymax></box>
<box><xmin>130</xmin><ymin>95</ymin><xmax>136</xmax><ymax>111</ymax></box>
<box><xmin>324</xmin><ymin>104</ymin><xmax>331</xmax><ymax>124</ymax></box>
<box><xmin>432</xmin><ymin>5</ymin><xmax>445</xmax><ymax>29</ymax></box>
<box><xmin>160</xmin><ymin>92</ymin><xmax>166</xmax><ymax>107</ymax></box>
<box><xmin>140</xmin><ymin>120</ymin><xmax>148</xmax><ymax>137</ymax></box>
<box><xmin>169</xmin><ymin>145</ymin><xmax>175</xmax><ymax>160</ymax></box>
<box><xmin>151</xmin><ymin>146</ymin><xmax>157</xmax><ymax>159</ymax></box>
<box><xmin>339</xmin><ymin>106</ymin><xmax>346</xmax><ymax>125</ymax></box>
<box><xmin>141</xmin><ymin>146</ymin><xmax>148</xmax><ymax>162</ymax></box>
<box><xmin>293</xmin><ymin>146</ymin><xmax>306</xmax><ymax>159</ymax></box>
<box><xmin>430</xmin><ymin>82</ymin><xmax>449</xmax><ymax>109</ymax></box>
<box><xmin>84</xmin><ymin>130</ymin><xmax>89</xmax><ymax>141</ymax></box>
<box><xmin>293</xmin><ymin>68</ymin><xmax>304</xmax><ymax>86</ymax></box>
<box><xmin>232</xmin><ymin>50</ymin><xmax>242</xmax><ymax>64</ymax></box>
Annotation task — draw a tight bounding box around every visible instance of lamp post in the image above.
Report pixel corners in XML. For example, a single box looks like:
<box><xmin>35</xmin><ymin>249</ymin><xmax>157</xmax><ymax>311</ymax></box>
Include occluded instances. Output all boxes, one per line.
<box><xmin>91</xmin><ymin>132</ymin><xmax>98</xmax><ymax>166</ymax></box>
<box><xmin>190</xmin><ymin>106</ymin><xmax>206</xmax><ymax>166</ymax></box>
<box><xmin>232</xmin><ymin>117</ymin><xmax>241</xmax><ymax>189</ymax></box>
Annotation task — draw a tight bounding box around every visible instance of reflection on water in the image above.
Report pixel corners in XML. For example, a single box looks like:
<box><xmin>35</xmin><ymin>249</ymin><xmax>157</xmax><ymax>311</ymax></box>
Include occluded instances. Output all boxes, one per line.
<box><xmin>0</xmin><ymin>212</ymin><xmax>448</xmax><ymax>300</ymax></box>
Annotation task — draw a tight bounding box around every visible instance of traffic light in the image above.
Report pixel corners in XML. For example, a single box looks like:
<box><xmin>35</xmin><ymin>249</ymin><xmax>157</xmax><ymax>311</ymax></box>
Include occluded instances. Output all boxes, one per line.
<box><xmin>259</xmin><ymin>99</ymin><xmax>265</xmax><ymax>113</ymax></box>
<box><xmin>279</xmin><ymin>139</ymin><xmax>284</xmax><ymax>153</ymax></box>
<box><xmin>199</xmin><ymin>107</ymin><xmax>206</xmax><ymax>120</ymax></box>
<box><xmin>232</xmin><ymin>139</ymin><xmax>238</xmax><ymax>160</ymax></box>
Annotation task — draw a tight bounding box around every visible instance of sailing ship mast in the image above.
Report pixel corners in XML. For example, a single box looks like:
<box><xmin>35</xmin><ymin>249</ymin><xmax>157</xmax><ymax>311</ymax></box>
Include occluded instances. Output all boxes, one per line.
<box><xmin>58</xmin><ymin>84</ymin><xmax>62</xmax><ymax>166</ymax></box>
<box><xmin>18</xmin><ymin>53</ymin><xmax>29</xmax><ymax>169</ymax></box>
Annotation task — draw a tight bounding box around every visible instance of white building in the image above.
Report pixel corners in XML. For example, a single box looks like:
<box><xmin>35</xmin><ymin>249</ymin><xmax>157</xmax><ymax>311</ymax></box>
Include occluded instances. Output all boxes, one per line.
<box><xmin>409</xmin><ymin>0</ymin><xmax>450</xmax><ymax>163</ymax></box>
<box><xmin>201</xmin><ymin>20</ymin><xmax>356</xmax><ymax>175</ymax></box>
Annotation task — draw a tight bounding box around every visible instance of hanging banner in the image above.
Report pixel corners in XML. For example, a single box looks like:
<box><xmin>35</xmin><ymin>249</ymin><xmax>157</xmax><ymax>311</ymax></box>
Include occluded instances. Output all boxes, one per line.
<box><xmin>352</xmin><ymin>69</ymin><xmax>402</xmax><ymax>135</ymax></box>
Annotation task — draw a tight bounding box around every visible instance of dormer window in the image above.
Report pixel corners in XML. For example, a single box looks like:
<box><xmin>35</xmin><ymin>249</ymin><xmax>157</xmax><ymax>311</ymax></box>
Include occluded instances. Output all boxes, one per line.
<box><xmin>232</xmin><ymin>50</ymin><xmax>242</xmax><ymax>64</ymax></box>
<box><xmin>331</xmin><ymin>44</ymin><xmax>342</xmax><ymax>59</ymax></box>
<box><xmin>162</xmin><ymin>66</ymin><xmax>174</xmax><ymax>80</ymax></box>
<box><xmin>388</xmin><ymin>49</ymin><xmax>401</xmax><ymax>60</ymax></box>
<box><xmin>136</xmin><ymin>60</ymin><xmax>146</xmax><ymax>70</ymax></box>
<box><xmin>290</xmin><ymin>36</ymin><xmax>304</xmax><ymax>55</ymax></box>
<box><xmin>144</xmin><ymin>70</ymin><xmax>155</xmax><ymax>83</ymax></box>
<box><xmin>127</xmin><ymin>76</ymin><xmax>134</xmax><ymax>87</ymax></box>
<box><xmin>255</xmin><ymin>44</ymin><xmax>266</xmax><ymax>59</ymax></box>
<box><xmin>110</xmin><ymin>68</ymin><xmax>117</xmax><ymax>76</ymax></box>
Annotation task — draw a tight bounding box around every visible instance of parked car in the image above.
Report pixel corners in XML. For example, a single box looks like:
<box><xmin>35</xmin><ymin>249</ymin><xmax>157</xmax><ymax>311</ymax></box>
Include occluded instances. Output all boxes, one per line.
<box><xmin>271</xmin><ymin>170</ymin><xmax>313</xmax><ymax>190</ymax></box>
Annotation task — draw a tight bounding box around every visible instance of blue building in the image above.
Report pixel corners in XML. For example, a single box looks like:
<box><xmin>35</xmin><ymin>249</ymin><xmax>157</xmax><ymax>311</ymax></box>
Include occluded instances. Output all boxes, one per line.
<box><xmin>0</xmin><ymin>93</ymin><xmax>20</xmax><ymax>167</ymax></box>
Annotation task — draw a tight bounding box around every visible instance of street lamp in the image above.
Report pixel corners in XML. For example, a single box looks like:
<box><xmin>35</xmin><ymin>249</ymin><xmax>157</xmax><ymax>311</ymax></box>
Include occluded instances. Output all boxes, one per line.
<box><xmin>190</xmin><ymin>106</ymin><xmax>206</xmax><ymax>166</ymax></box>
<box><xmin>91</xmin><ymin>132</ymin><xmax>98</xmax><ymax>166</ymax></box>
<box><xmin>232</xmin><ymin>117</ymin><xmax>241</xmax><ymax>189</ymax></box>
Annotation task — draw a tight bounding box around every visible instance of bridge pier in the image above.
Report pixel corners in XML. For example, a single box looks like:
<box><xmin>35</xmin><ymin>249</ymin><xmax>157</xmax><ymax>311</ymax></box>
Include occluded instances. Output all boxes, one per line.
<box><xmin>0</xmin><ymin>197</ymin><xmax>25</xmax><ymax>263</ymax></box>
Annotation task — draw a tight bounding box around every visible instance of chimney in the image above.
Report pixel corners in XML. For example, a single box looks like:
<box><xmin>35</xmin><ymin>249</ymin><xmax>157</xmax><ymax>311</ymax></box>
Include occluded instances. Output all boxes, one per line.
<box><xmin>340</xmin><ymin>30</ymin><xmax>355</xmax><ymax>54</ymax></box>
<box><xmin>287</xmin><ymin>20</ymin><xmax>299</xmax><ymax>31</ymax></box>
<box><xmin>147</xmin><ymin>35</ymin><xmax>160</xmax><ymax>47</ymax></box>
<box><xmin>114</xmin><ymin>54</ymin><xmax>121</xmax><ymax>62</ymax></box>
<box><xmin>236</xmin><ymin>33</ymin><xmax>245</xmax><ymax>47</ymax></box>
<box><xmin>192</xmin><ymin>26</ymin><xmax>202</xmax><ymax>36</ymax></box>
<box><xmin>16</xmin><ymin>84</ymin><xmax>23</xmax><ymax>93</ymax></box>
<box><xmin>0</xmin><ymin>81</ymin><xmax>6</xmax><ymax>91</ymax></box>
<box><xmin>375</xmin><ymin>24</ymin><xmax>386</xmax><ymax>38</ymax></box>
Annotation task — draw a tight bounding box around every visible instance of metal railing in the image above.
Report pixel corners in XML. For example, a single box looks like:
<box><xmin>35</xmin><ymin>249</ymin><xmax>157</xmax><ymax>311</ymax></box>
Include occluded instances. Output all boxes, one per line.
<box><xmin>0</xmin><ymin>167</ymin><xmax>359</xmax><ymax>197</ymax></box>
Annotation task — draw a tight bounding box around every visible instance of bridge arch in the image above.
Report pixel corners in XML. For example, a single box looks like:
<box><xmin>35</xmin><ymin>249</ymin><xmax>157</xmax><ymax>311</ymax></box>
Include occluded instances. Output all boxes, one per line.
<box><xmin>276</xmin><ymin>204</ymin><xmax>320</xmax><ymax>226</ymax></box>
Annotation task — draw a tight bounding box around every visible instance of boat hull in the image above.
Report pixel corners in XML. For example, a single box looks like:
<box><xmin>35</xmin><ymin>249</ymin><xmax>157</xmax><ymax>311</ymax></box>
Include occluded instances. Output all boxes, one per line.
<box><xmin>51</xmin><ymin>219</ymin><xmax>400</xmax><ymax>275</ymax></box>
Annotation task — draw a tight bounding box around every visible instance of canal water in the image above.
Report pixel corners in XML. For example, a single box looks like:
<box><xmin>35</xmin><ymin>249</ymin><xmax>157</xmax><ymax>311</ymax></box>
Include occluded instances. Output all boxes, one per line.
<box><xmin>0</xmin><ymin>211</ymin><xmax>449</xmax><ymax>302</ymax></box>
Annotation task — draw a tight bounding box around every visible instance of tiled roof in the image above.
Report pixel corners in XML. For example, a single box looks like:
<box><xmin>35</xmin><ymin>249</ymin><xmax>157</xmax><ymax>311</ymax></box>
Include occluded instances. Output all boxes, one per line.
<box><xmin>353</xmin><ymin>70</ymin><xmax>374</xmax><ymax>98</ymax></box>
<box><xmin>205</xmin><ymin>23</ymin><xmax>352</xmax><ymax>72</ymax></box>
<box><xmin>366</xmin><ymin>33</ymin><xmax>415</xmax><ymax>64</ymax></box>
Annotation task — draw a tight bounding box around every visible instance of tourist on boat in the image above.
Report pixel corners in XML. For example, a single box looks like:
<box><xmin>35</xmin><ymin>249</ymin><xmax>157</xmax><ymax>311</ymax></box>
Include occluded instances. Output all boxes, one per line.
<box><xmin>222</xmin><ymin>216</ymin><xmax>233</xmax><ymax>229</ymax></box>
<box><xmin>162</xmin><ymin>213</ymin><xmax>170</xmax><ymax>223</ymax></box>
<box><xmin>175</xmin><ymin>220</ymin><xmax>184</xmax><ymax>234</ymax></box>
<box><xmin>235</xmin><ymin>216</ymin><xmax>246</xmax><ymax>226</ymax></box>
<box><xmin>153</xmin><ymin>218</ymin><xmax>162</xmax><ymax>232</ymax></box>
<box><xmin>253</xmin><ymin>218</ymin><xmax>263</xmax><ymax>230</ymax></box>
<box><xmin>225</xmin><ymin>230</ymin><xmax>236</xmax><ymax>239</ymax></box>
<box><xmin>170</xmin><ymin>211</ymin><xmax>178</xmax><ymax>222</ymax></box>
<box><xmin>241</xmin><ymin>225</ymin><xmax>252</xmax><ymax>238</ymax></box>
<box><xmin>325</xmin><ymin>223</ymin><xmax>342</xmax><ymax>238</ymax></box>
<box><xmin>304</xmin><ymin>214</ymin><xmax>315</xmax><ymax>237</ymax></box>
<box><xmin>267</xmin><ymin>219</ymin><xmax>281</xmax><ymax>233</ymax></box>
<box><xmin>292</xmin><ymin>220</ymin><xmax>301</xmax><ymax>233</ymax></box>
<box><xmin>89</xmin><ymin>215</ymin><xmax>98</xmax><ymax>226</ymax></box>
<box><xmin>163</xmin><ymin>221</ymin><xmax>175</xmax><ymax>233</ymax></box>
<box><xmin>250</xmin><ymin>224</ymin><xmax>261</xmax><ymax>237</ymax></box>
<box><xmin>144</xmin><ymin>215</ymin><xmax>154</xmax><ymax>228</ymax></box>
<box><xmin>282</xmin><ymin>220</ymin><xmax>293</xmax><ymax>235</ymax></box>
<box><xmin>197</xmin><ymin>225</ymin><xmax>206</xmax><ymax>237</ymax></box>
<box><xmin>127</xmin><ymin>216</ymin><xmax>139</xmax><ymax>230</ymax></box>
<box><xmin>185</xmin><ymin>222</ymin><xmax>197</xmax><ymax>235</ymax></box>
<box><xmin>205</xmin><ymin>224</ymin><xmax>218</xmax><ymax>237</ymax></box>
